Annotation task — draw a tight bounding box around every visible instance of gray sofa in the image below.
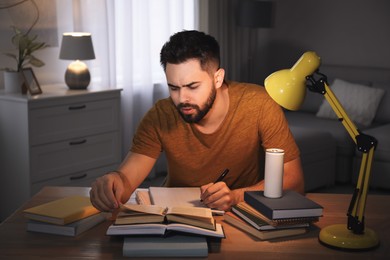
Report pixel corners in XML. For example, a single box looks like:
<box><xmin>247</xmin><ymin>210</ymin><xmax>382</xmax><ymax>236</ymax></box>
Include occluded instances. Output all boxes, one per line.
<box><xmin>286</xmin><ymin>65</ymin><xmax>390</xmax><ymax>191</ymax></box>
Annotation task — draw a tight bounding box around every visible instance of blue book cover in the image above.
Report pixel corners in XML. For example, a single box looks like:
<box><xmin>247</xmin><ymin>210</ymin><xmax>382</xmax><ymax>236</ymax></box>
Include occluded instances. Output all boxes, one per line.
<box><xmin>123</xmin><ymin>234</ymin><xmax>208</xmax><ymax>257</ymax></box>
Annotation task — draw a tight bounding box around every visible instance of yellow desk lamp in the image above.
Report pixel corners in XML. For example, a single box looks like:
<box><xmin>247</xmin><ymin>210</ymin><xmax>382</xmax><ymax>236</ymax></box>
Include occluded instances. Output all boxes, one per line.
<box><xmin>264</xmin><ymin>51</ymin><xmax>379</xmax><ymax>250</ymax></box>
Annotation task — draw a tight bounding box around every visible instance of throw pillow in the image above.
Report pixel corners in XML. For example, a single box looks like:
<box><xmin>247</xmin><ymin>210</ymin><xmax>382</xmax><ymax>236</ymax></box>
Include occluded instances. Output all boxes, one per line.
<box><xmin>316</xmin><ymin>78</ymin><xmax>385</xmax><ymax>127</ymax></box>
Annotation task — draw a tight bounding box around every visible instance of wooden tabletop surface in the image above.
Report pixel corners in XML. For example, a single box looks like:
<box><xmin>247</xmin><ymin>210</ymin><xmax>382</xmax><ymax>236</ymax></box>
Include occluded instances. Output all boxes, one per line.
<box><xmin>0</xmin><ymin>186</ymin><xmax>389</xmax><ymax>259</ymax></box>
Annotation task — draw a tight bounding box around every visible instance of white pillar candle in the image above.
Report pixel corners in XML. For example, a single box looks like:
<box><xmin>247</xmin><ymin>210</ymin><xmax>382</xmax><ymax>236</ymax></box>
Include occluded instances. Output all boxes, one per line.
<box><xmin>264</xmin><ymin>148</ymin><xmax>284</xmax><ymax>198</ymax></box>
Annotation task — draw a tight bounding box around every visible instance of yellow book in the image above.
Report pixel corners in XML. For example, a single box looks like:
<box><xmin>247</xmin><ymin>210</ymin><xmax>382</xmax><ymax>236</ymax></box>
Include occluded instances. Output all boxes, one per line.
<box><xmin>23</xmin><ymin>196</ymin><xmax>100</xmax><ymax>225</ymax></box>
<box><xmin>115</xmin><ymin>204</ymin><xmax>216</xmax><ymax>231</ymax></box>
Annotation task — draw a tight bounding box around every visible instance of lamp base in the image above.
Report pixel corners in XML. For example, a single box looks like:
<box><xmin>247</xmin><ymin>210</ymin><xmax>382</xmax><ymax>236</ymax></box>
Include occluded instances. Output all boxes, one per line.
<box><xmin>319</xmin><ymin>224</ymin><xmax>379</xmax><ymax>251</ymax></box>
<box><xmin>64</xmin><ymin>60</ymin><xmax>91</xmax><ymax>89</ymax></box>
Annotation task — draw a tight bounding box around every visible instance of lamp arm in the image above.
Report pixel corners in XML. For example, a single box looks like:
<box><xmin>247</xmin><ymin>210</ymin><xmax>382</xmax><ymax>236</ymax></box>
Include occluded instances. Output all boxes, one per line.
<box><xmin>306</xmin><ymin>73</ymin><xmax>378</xmax><ymax>234</ymax></box>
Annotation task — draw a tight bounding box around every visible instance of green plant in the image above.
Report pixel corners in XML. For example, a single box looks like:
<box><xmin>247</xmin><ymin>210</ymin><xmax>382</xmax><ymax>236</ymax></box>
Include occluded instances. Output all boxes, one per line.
<box><xmin>2</xmin><ymin>26</ymin><xmax>48</xmax><ymax>72</ymax></box>
<box><xmin>1</xmin><ymin>0</ymin><xmax>48</xmax><ymax>72</ymax></box>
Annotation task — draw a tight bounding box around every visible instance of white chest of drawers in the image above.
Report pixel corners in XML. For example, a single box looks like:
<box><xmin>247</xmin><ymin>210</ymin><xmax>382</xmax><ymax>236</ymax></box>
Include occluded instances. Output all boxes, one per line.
<box><xmin>0</xmin><ymin>85</ymin><xmax>122</xmax><ymax>221</ymax></box>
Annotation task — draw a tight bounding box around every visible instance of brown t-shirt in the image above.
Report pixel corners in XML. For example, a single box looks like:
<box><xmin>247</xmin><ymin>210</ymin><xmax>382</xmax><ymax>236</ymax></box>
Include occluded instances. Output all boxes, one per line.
<box><xmin>131</xmin><ymin>81</ymin><xmax>300</xmax><ymax>189</ymax></box>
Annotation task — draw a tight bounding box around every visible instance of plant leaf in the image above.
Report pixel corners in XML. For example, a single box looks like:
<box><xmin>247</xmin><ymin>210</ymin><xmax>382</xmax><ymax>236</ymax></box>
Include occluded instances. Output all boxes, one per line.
<box><xmin>4</xmin><ymin>53</ymin><xmax>17</xmax><ymax>60</ymax></box>
<box><xmin>28</xmin><ymin>55</ymin><xmax>45</xmax><ymax>67</ymax></box>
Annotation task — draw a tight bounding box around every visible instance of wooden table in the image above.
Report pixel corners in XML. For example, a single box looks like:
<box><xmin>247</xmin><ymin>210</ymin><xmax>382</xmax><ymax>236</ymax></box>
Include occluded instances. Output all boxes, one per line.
<box><xmin>1</xmin><ymin>186</ymin><xmax>389</xmax><ymax>259</ymax></box>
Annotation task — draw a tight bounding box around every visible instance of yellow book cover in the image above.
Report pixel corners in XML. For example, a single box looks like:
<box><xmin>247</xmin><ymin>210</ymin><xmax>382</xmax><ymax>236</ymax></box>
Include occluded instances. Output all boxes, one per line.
<box><xmin>23</xmin><ymin>196</ymin><xmax>100</xmax><ymax>225</ymax></box>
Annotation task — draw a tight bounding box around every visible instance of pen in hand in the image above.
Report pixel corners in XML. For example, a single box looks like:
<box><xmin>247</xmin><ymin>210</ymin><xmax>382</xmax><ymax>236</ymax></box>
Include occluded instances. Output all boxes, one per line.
<box><xmin>215</xmin><ymin>168</ymin><xmax>230</xmax><ymax>183</ymax></box>
<box><xmin>200</xmin><ymin>168</ymin><xmax>230</xmax><ymax>202</ymax></box>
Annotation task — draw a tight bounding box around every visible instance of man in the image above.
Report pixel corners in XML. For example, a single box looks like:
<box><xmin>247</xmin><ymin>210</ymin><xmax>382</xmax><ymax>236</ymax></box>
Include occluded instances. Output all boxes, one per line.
<box><xmin>90</xmin><ymin>30</ymin><xmax>304</xmax><ymax>212</ymax></box>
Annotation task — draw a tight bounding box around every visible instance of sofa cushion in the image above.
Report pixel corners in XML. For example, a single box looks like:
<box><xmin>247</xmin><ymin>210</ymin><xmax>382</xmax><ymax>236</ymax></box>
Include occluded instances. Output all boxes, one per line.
<box><xmin>356</xmin><ymin>124</ymin><xmax>390</xmax><ymax>162</ymax></box>
<box><xmin>316</xmin><ymin>79</ymin><xmax>385</xmax><ymax>127</ymax></box>
<box><xmin>299</xmin><ymin>90</ymin><xmax>324</xmax><ymax>113</ymax></box>
<box><xmin>290</xmin><ymin>126</ymin><xmax>336</xmax><ymax>191</ymax></box>
<box><xmin>353</xmin><ymin>124</ymin><xmax>390</xmax><ymax>189</ymax></box>
<box><xmin>285</xmin><ymin>111</ymin><xmax>357</xmax><ymax>183</ymax></box>
<box><xmin>372</xmin><ymin>82</ymin><xmax>390</xmax><ymax>124</ymax></box>
<box><xmin>285</xmin><ymin>111</ymin><xmax>355</xmax><ymax>155</ymax></box>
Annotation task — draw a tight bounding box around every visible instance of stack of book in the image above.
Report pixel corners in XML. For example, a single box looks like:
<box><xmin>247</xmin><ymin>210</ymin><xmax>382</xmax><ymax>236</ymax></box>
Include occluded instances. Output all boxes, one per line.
<box><xmin>23</xmin><ymin>195</ymin><xmax>106</xmax><ymax>237</ymax></box>
<box><xmin>110</xmin><ymin>204</ymin><xmax>221</xmax><ymax>258</ymax></box>
<box><xmin>224</xmin><ymin>190</ymin><xmax>323</xmax><ymax>240</ymax></box>
<box><xmin>107</xmin><ymin>203</ymin><xmax>225</xmax><ymax>238</ymax></box>
<box><xmin>108</xmin><ymin>187</ymin><xmax>227</xmax><ymax>257</ymax></box>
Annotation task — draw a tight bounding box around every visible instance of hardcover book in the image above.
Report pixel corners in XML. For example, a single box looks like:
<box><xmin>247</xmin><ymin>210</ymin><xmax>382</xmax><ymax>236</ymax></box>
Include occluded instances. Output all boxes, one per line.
<box><xmin>107</xmin><ymin>222</ymin><xmax>225</xmax><ymax>238</ymax></box>
<box><xmin>26</xmin><ymin>213</ymin><xmax>106</xmax><ymax>236</ymax></box>
<box><xmin>23</xmin><ymin>196</ymin><xmax>100</xmax><ymax>225</ymax></box>
<box><xmin>223</xmin><ymin>212</ymin><xmax>307</xmax><ymax>240</ymax></box>
<box><xmin>231</xmin><ymin>205</ymin><xmax>310</xmax><ymax>231</ymax></box>
<box><xmin>123</xmin><ymin>234</ymin><xmax>208</xmax><ymax>257</ymax></box>
<box><xmin>244</xmin><ymin>190</ymin><xmax>323</xmax><ymax>220</ymax></box>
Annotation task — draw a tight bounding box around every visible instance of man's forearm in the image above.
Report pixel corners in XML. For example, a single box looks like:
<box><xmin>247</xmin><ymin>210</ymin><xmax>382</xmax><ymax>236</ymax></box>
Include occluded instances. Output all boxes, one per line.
<box><xmin>232</xmin><ymin>180</ymin><xmax>265</xmax><ymax>204</ymax></box>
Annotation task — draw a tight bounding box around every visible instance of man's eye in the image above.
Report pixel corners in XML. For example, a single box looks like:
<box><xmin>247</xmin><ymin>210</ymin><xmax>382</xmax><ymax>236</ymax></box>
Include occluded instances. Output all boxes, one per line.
<box><xmin>169</xmin><ymin>86</ymin><xmax>179</xmax><ymax>91</ymax></box>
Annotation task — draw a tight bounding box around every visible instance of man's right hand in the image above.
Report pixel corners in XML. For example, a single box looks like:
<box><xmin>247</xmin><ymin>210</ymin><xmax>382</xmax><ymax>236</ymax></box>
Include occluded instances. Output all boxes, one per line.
<box><xmin>89</xmin><ymin>171</ymin><xmax>131</xmax><ymax>212</ymax></box>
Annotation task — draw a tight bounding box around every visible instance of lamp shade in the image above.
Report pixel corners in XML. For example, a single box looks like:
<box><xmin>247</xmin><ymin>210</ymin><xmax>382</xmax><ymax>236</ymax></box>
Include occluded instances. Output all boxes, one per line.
<box><xmin>264</xmin><ymin>51</ymin><xmax>321</xmax><ymax>110</ymax></box>
<box><xmin>59</xmin><ymin>32</ymin><xmax>95</xmax><ymax>60</ymax></box>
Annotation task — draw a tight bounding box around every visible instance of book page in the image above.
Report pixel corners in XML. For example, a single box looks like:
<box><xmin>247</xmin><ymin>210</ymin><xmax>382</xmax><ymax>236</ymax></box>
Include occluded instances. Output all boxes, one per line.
<box><xmin>237</xmin><ymin>202</ymin><xmax>272</xmax><ymax>223</ymax></box>
<box><xmin>166</xmin><ymin>214</ymin><xmax>215</xmax><ymax>231</ymax></box>
<box><xmin>167</xmin><ymin>223</ymin><xmax>225</xmax><ymax>238</ymax></box>
<box><xmin>120</xmin><ymin>204</ymin><xmax>165</xmax><ymax>216</ymax></box>
<box><xmin>136</xmin><ymin>190</ymin><xmax>152</xmax><ymax>205</ymax></box>
<box><xmin>115</xmin><ymin>214</ymin><xmax>165</xmax><ymax>225</ymax></box>
<box><xmin>166</xmin><ymin>206</ymin><xmax>212</xmax><ymax>220</ymax></box>
<box><xmin>149</xmin><ymin>187</ymin><xmax>205</xmax><ymax>208</ymax></box>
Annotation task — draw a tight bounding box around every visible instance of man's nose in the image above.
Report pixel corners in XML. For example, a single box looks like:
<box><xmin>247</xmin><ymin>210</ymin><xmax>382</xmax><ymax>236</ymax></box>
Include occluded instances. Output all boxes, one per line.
<box><xmin>179</xmin><ymin>88</ymin><xmax>190</xmax><ymax>103</ymax></box>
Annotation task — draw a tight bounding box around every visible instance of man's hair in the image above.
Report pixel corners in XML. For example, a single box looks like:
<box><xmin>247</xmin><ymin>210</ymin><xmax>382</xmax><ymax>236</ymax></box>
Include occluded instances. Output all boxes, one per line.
<box><xmin>160</xmin><ymin>30</ymin><xmax>220</xmax><ymax>72</ymax></box>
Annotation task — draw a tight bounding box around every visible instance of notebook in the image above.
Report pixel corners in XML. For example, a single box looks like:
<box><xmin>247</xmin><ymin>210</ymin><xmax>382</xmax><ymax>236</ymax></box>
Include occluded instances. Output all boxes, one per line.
<box><xmin>244</xmin><ymin>190</ymin><xmax>323</xmax><ymax>220</ymax></box>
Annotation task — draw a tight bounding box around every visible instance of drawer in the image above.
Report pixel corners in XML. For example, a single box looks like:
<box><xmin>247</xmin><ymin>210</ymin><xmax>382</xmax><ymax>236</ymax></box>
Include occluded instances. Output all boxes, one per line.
<box><xmin>30</xmin><ymin>164</ymin><xmax>118</xmax><ymax>195</ymax></box>
<box><xmin>31</xmin><ymin>132</ymin><xmax>121</xmax><ymax>183</ymax></box>
<box><xmin>30</xmin><ymin>98</ymin><xmax>120</xmax><ymax>145</ymax></box>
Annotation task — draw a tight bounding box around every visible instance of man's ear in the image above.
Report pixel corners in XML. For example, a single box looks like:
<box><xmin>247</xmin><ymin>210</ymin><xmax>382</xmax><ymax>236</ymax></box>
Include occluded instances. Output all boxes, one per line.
<box><xmin>214</xmin><ymin>68</ymin><xmax>225</xmax><ymax>89</ymax></box>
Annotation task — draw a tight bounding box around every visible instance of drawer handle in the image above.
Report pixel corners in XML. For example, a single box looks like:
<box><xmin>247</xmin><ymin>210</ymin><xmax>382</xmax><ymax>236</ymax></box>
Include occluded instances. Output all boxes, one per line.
<box><xmin>69</xmin><ymin>139</ymin><xmax>87</xmax><ymax>145</ymax></box>
<box><xmin>70</xmin><ymin>173</ymin><xmax>88</xmax><ymax>180</ymax></box>
<box><xmin>68</xmin><ymin>105</ymin><xmax>86</xmax><ymax>110</ymax></box>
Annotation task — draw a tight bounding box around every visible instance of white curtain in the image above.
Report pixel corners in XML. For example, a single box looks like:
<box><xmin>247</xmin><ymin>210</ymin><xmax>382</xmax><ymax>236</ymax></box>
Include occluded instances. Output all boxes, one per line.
<box><xmin>56</xmin><ymin>0</ymin><xmax>198</xmax><ymax>157</ymax></box>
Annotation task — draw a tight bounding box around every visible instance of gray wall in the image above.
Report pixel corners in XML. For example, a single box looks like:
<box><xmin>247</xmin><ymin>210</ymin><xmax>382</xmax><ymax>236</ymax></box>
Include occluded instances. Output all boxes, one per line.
<box><xmin>207</xmin><ymin>0</ymin><xmax>390</xmax><ymax>84</ymax></box>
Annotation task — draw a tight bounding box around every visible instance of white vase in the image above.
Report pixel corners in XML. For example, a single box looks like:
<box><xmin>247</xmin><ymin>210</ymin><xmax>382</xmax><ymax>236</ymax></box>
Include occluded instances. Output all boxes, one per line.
<box><xmin>3</xmin><ymin>71</ymin><xmax>26</xmax><ymax>94</ymax></box>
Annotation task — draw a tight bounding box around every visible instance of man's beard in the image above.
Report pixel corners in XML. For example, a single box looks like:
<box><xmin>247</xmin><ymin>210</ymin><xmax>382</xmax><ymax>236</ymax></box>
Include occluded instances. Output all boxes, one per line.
<box><xmin>176</xmin><ymin>87</ymin><xmax>217</xmax><ymax>123</ymax></box>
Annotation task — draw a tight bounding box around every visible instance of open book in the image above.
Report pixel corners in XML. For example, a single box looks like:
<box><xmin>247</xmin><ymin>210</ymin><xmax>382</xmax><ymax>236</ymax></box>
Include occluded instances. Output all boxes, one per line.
<box><xmin>136</xmin><ymin>187</ymin><xmax>204</xmax><ymax>208</ymax></box>
<box><xmin>115</xmin><ymin>204</ymin><xmax>215</xmax><ymax>231</ymax></box>
<box><xmin>135</xmin><ymin>187</ymin><xmax>225</xmax><ymax>215</ymax></box>
<box><xmin>107</xmin><ymin>222</ymin><xmax>225</xmax><ymax>238</ymax></box>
